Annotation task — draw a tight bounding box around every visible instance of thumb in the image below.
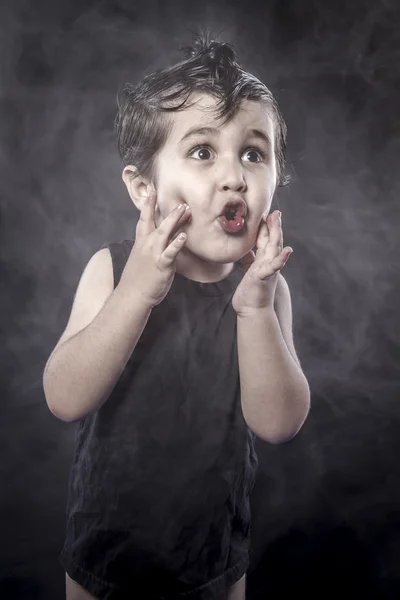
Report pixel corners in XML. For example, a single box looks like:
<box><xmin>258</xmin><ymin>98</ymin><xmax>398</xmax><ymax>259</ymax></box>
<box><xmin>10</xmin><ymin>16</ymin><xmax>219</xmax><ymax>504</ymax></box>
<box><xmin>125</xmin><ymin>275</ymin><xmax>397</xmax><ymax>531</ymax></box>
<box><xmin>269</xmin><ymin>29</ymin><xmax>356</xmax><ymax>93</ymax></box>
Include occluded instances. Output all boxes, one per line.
<box><xmin>240</xmin><ymin>250</ymin><xmax>256</xmax><ymax>273</ymax></box>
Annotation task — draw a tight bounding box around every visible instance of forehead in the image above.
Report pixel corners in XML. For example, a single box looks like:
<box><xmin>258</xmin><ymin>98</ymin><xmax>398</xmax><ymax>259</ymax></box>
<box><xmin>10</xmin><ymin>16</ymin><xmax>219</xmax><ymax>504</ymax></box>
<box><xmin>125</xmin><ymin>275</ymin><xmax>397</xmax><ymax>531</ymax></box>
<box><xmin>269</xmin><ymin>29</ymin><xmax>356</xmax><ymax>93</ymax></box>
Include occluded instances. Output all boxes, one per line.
<box><xmin>166</xmin><ymin>92</ymin><xmax>275</xmax><ymax>144</ymax></box>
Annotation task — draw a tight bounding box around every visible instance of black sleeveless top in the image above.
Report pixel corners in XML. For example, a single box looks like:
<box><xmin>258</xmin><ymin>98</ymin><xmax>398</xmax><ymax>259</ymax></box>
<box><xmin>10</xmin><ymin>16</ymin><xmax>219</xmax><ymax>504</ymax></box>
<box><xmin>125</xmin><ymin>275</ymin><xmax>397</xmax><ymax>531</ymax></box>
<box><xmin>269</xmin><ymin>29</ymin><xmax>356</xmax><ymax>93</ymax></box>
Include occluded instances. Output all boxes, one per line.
<box><xmin>60</xmin><ymin>240</ymin><xmax>258</xmax><ymax>600</ymax></box>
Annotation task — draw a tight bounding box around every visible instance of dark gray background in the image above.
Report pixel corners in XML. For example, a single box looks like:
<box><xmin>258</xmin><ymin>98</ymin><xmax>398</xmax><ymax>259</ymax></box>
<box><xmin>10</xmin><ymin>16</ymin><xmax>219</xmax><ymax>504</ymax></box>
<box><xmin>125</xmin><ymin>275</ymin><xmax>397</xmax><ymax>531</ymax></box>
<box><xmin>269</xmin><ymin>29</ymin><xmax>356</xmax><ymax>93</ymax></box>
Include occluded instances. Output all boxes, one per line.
<box><xmin>1</xmin><ymin>0</ymin><xmax>399</xmax><ymax>598</ymax></box>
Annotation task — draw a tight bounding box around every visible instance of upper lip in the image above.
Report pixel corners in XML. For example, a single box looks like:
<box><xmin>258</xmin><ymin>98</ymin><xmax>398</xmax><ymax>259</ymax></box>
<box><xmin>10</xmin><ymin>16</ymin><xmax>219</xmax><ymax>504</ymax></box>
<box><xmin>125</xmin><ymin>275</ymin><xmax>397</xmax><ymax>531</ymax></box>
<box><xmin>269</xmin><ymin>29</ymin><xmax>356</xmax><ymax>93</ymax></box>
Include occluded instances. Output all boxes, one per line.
<box><xmin>218</xmin><ymin>197</ymin><xmax>248</xmax><ymax>219</ymax></box>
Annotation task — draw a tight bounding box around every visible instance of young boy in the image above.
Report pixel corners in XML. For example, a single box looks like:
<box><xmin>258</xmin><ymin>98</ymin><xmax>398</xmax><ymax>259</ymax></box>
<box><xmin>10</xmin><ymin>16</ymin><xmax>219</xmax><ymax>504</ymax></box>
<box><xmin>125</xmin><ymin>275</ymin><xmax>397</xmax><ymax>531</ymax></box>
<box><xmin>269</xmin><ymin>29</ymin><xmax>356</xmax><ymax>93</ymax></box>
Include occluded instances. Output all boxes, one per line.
<box><xmin>43</xmin><ymin>34</ymin><xmax>310</xmax><ymax>600</ymax></box>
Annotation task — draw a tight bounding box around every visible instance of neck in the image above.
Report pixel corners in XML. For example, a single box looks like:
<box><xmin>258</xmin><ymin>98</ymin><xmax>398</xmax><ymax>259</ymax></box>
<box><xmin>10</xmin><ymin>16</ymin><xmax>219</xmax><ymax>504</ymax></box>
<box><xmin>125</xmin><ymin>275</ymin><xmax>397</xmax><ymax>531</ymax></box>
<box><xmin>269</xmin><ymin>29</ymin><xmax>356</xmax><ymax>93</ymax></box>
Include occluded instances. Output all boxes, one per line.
<box><xmin>175</xmin><ymin>248</ymin><xmax>234</xmax><ymax>283</ymax></box>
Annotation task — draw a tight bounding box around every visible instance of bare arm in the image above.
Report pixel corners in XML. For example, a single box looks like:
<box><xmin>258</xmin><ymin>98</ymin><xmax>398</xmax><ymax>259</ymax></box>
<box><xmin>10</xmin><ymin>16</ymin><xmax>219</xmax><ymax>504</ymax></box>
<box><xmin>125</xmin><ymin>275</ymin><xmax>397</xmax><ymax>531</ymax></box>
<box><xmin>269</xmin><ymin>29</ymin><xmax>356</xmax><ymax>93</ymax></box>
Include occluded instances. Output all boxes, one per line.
<box><xmin>43</xmin><ymin>249</ymin><xmax>152</xmax><ymax>422</ymax></box>
<box><xmin>237</xmin><ymin>307</ymin><xmax>310</xmax><ymax>444</ymax></box>
<box><xmin>43</xmin><ymin>192</ymin><xmax>191</xmax><ymax>423</ymax></box>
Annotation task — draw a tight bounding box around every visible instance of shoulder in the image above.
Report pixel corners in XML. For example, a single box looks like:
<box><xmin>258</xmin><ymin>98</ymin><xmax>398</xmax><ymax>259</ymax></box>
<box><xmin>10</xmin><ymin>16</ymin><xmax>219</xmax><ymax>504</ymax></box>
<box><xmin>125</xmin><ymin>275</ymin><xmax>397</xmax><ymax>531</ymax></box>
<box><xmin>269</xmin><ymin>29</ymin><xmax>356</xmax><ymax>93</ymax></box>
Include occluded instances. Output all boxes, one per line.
<box><xmin>84</xmin><ymin>247</ymin><xmax>114</xmax><ymax>285</ymax></box>
<box><xmin>49</xmin><ymin>248</ymin><xmax>114</xmax><ymax>355</ymax></box>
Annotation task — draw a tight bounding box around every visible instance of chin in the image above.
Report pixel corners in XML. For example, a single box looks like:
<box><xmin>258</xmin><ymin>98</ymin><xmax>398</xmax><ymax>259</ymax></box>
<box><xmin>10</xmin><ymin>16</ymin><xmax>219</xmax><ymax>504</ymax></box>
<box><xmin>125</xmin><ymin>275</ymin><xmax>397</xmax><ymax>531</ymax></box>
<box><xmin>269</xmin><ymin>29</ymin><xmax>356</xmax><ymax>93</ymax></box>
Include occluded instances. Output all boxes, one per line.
<box><xmin>185</xmin><ymin>242</ymin><xmax>250</xmax><ymax>265</ymax></box>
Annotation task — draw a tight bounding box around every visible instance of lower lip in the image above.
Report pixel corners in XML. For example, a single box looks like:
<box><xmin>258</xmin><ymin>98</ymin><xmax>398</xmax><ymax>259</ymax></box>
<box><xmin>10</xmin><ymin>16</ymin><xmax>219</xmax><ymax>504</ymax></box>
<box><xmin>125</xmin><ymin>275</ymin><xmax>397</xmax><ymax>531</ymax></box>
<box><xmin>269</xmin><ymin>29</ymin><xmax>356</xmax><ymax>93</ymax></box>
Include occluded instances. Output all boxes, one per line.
<box><xmin>218</xmin><ymin>215</ymin><xmax>245</xmax><ymax>234</ymax></box>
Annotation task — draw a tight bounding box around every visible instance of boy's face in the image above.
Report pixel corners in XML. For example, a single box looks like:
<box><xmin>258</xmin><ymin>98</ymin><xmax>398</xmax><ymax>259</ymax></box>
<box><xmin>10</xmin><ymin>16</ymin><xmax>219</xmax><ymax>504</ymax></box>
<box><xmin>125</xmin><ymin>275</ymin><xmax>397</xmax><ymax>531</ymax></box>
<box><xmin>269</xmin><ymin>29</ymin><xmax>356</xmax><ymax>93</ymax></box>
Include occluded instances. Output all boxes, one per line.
<box><xmin>153</xmin><ymin>93</ymin><xmax>277</xmax><ymax>265</ymax></box>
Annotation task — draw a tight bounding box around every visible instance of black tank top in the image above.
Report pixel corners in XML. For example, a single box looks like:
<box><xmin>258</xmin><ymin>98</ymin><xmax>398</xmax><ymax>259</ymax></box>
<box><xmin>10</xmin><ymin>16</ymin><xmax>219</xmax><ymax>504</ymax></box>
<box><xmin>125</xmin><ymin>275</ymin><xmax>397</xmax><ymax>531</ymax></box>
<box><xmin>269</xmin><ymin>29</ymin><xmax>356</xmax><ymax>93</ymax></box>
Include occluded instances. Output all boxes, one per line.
<box><xmin>60</xmin><ymin>239</ymin><xmax>258</xmax><ymax>599</ymax></box>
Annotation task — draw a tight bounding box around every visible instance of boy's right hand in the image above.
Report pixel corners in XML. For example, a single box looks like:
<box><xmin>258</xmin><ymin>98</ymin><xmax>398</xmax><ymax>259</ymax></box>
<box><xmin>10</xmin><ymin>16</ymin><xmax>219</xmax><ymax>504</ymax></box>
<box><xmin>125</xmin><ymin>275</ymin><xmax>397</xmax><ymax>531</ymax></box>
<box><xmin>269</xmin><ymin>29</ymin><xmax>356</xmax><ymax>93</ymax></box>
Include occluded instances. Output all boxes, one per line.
<box><xmin>120</xmin><ymin>188</ymin><xmax>192</xmax><ymax>308</ymax></box>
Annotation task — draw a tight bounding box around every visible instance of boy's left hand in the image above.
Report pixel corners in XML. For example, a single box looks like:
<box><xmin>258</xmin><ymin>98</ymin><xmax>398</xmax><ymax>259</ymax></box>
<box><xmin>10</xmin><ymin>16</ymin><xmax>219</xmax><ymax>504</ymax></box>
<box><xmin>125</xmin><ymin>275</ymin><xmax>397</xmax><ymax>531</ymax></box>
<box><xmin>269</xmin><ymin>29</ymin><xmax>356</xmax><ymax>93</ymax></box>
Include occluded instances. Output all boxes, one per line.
<box><xmin>232</xmin><ymin>210</ymin><xmax>293</xmax><ymax>315</ymax></box>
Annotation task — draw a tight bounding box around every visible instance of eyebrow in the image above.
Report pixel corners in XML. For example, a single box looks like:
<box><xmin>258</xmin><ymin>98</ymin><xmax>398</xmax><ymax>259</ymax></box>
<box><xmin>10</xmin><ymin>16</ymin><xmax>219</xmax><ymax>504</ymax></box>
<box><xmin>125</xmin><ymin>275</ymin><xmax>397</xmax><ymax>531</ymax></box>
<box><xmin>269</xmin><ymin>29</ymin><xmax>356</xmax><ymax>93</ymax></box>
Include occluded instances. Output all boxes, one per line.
<box><xmin>179</xmin><ymin>126</ymin><xmax>272</xmax><ymax>147</ymax></box>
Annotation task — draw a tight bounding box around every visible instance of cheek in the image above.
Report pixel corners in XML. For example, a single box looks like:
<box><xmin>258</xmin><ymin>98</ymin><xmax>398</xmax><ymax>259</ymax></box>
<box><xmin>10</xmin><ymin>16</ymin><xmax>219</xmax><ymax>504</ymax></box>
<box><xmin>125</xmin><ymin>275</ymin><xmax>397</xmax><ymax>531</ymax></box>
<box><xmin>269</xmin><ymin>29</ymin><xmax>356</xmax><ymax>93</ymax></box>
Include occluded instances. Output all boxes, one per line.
<box><xmin>157</xmin><ymin>174</ymin><xmax>207</xmax><ymax>212</ymax></box>
<box><xmin>154</xmin><ymin>187</ymin><xmax>191</xmax><ymax>228</ymax></box>
<box><xmin>154</xmin><ymin>171</ymin><xmax>184</xmax><ymax>211</ymax></box>
<box><xmin>262</xmin><ymin>182</ymin><xmax>275</xmax><ymax>211</ymax></box>
<box><xmin>157</xmin><ymin>187</ymin><xmax>187</xmax><ymax>215</ymax></box>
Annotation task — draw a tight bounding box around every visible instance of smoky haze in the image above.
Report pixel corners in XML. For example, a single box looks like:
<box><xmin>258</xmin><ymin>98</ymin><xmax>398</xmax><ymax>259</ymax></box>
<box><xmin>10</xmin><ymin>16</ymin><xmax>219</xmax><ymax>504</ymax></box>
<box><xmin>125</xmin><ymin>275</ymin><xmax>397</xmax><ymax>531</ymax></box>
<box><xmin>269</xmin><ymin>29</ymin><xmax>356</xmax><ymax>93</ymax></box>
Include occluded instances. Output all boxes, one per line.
<box><xmin>1</xmin><ymin>0</ymin><xmax>399</xmax><ymax>598</ymax></box>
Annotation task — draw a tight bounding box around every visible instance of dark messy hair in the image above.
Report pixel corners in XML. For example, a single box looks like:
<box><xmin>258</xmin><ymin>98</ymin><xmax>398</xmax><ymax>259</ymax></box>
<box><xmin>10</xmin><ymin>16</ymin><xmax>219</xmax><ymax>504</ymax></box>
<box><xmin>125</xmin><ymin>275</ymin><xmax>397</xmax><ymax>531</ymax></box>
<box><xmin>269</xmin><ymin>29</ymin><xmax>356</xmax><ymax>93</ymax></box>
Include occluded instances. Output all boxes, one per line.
<box><xmin>116</xmin><ymin>32</ymin><xmax>289</xmax><ymax>187</ymax></box>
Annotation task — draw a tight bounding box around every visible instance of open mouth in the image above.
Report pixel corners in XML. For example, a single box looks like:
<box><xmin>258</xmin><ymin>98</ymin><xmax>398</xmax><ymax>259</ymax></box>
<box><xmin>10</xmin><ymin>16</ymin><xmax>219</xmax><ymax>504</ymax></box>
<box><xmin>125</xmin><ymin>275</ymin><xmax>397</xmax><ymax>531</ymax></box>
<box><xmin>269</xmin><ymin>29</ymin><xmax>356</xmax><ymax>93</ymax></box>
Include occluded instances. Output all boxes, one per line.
<box><xmin>224</xmin><ymin>206</ymin><xmax>239</xmax><ymax>220</ymax></box>
<box><xmin>218</xmin><ymin>201</ymin><xmax>246</xmax><ymax>234</ymax></box>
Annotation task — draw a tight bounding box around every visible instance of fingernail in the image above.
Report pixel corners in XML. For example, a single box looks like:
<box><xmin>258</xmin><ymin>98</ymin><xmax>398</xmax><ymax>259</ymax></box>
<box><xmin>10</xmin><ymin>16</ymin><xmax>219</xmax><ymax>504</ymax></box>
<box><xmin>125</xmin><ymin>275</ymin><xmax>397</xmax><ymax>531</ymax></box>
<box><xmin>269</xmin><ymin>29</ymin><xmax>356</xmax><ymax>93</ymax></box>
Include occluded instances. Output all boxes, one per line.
<box><xmin>277</xmin><ymin>211</ymin><xmax>282</xmax><ymax>218</ymax></box>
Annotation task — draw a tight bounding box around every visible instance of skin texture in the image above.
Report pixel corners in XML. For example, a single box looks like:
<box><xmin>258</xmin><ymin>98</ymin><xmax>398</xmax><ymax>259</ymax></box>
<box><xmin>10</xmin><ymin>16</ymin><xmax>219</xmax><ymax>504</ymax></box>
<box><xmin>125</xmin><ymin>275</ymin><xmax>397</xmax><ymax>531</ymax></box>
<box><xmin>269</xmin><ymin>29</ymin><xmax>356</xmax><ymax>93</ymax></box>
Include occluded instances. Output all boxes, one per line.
<box><xmin>123</xmin><ymin>92</ymin><xmax>277</xmax><ymax>284</ymax></box>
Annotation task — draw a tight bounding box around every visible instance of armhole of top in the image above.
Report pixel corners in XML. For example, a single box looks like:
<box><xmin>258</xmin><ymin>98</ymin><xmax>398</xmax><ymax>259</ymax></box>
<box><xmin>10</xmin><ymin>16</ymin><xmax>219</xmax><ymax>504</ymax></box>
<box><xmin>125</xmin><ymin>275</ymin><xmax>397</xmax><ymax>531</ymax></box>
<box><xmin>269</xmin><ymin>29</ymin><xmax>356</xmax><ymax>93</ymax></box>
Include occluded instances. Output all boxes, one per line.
<box><xmin>99</xmin><ymin>240</ymin><xmax>134</xmax><ymax>290</ymax></box>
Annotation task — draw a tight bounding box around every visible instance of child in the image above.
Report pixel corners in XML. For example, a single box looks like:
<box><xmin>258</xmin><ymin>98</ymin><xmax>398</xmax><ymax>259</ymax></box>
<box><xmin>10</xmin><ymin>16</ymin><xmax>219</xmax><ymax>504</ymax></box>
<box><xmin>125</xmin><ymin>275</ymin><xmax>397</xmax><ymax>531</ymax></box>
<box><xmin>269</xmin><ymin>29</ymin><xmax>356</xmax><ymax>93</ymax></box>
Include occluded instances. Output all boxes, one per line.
<box><xmin>43</xmin><ymin>33</ymin><xmax>310</xmax><ymax>600</ymax></box>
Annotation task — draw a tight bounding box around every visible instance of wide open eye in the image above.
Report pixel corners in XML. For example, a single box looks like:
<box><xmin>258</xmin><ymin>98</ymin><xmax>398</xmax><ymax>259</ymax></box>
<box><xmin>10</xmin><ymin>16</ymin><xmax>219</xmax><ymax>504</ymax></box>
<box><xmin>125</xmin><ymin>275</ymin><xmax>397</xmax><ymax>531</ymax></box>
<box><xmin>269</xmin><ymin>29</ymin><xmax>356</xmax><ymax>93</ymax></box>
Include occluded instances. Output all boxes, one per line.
<box><xmin>189</xmin><ymin>146</ymin><xmax>214</xmax><ymax>160</ymax></box>
<box><xmin>242</xmin><ymin>148</ymin><xmax>265</xmax><ymax>163</ymax></box>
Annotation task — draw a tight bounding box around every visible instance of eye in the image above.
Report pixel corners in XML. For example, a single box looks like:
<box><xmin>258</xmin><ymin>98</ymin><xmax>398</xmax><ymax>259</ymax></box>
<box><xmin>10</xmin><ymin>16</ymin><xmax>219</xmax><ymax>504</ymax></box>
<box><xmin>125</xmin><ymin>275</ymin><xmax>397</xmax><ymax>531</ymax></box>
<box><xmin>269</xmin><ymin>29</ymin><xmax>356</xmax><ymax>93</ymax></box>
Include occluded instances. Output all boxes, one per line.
<box><xmin>188</xmin><ymin>145</ymin><xmax>266</xmax><ymax>163</ymax></box>
<box><xmin>242</xmin><ymin>148</ymin><xmax>265</xmax><ymax>163</ymax></box>
<box><xmin>189</xmin><ymin>146</ymin><xmax>214</xmax><ymax>160</ymax></box>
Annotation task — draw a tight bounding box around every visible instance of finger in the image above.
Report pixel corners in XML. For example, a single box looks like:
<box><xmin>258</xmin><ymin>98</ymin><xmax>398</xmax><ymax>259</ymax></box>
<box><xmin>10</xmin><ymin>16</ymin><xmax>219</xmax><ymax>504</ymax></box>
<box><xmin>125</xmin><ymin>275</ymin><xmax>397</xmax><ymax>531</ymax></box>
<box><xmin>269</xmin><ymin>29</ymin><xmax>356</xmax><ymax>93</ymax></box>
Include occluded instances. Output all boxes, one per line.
<box><xmin>257</xmin><ymin>247</ymin><xmax>292</xmax><ymax>280</ymax></box>
<box><xmin>255</xmin><ymin>215</ymin><xmax>270</xmax><ymax>253</ymax></box>
<box><xmin>240</xmin><ymin>249</ymin><xmax>256</xmax><ymax>273</ymax></box>
<box><xmin>275</xmin><ymin>212</ymin><xmax>284</xmax><ymax>247</ymax></box>
<box><xmin>265</xmin><ymin>212</ymin><xmax>283</xmax><ymax>254</ymax></box>
<box><xmin>136</xmin><ymin>187</ymin><xmax>157</xmax><ymax>238</ymax></box>
<box><xmin>160</xmin><ymin>231</ymin><xmax>188</xmax><ymax>268</ymax></box>
<box><xmin>155</xmin><ymin>203</ymin><xmax>191</xmax><ymax>252</ymax></box>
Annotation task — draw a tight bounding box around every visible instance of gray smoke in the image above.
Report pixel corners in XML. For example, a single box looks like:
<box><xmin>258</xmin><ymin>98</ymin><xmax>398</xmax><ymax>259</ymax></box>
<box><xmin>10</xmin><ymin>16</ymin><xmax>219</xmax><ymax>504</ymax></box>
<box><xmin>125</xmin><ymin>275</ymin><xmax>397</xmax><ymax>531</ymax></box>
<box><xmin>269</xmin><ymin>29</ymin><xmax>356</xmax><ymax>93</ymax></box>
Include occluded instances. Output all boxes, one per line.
<box><xmin>1</xmin><ymin>0</ymin><xmax>399</xmax><ymax>596</ymax></box>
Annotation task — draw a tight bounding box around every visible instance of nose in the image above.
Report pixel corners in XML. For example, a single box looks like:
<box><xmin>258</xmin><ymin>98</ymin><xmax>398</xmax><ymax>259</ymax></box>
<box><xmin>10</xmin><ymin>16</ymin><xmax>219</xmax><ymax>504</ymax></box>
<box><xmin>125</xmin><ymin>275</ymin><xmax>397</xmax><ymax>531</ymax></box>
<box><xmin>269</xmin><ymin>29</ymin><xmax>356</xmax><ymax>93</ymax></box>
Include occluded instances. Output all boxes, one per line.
<box><xmin>217</xmin><ymin>157</ymin><xmax>247</xmax><ymax>193</ymax></box>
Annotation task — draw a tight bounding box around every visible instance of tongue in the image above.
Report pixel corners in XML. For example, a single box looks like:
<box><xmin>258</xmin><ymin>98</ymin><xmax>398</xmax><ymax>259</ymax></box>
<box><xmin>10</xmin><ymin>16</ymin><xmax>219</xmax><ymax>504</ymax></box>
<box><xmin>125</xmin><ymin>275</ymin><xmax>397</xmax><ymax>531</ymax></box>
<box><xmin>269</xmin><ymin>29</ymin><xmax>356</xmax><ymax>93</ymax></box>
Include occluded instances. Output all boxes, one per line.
<box><xmin>219</xmin><ymin>214</ymin><xmax>245</xmax><ymax>233</ymax></box>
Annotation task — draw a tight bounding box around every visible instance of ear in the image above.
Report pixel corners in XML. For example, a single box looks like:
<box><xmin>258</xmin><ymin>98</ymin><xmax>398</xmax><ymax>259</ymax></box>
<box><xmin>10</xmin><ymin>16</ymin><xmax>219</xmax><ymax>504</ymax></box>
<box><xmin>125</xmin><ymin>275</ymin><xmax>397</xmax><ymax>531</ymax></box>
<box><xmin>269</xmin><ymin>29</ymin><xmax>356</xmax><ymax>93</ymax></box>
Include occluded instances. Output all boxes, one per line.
<box><xmin>122</xmin><ymin>166</ymin><xmax>150</xmax><ymax>211</ymax></box>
